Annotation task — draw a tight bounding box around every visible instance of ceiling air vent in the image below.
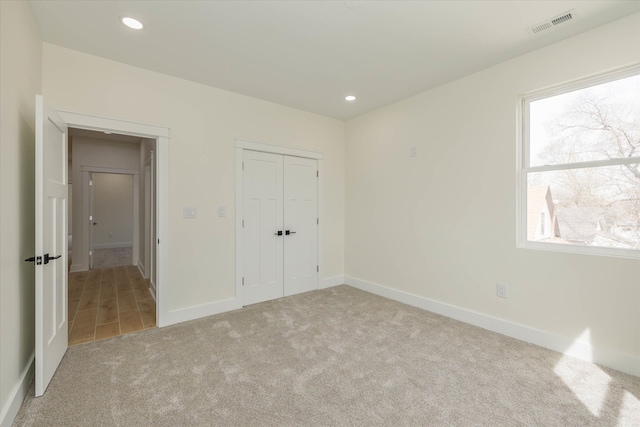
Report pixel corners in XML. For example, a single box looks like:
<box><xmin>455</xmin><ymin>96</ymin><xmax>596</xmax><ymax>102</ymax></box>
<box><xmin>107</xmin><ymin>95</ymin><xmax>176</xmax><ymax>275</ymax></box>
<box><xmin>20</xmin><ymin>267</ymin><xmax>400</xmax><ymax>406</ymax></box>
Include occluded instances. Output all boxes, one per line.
<box><xmin>527</xmin><ymin>10</ymin><xmax>579</xmax><ymax>35</ymax></box>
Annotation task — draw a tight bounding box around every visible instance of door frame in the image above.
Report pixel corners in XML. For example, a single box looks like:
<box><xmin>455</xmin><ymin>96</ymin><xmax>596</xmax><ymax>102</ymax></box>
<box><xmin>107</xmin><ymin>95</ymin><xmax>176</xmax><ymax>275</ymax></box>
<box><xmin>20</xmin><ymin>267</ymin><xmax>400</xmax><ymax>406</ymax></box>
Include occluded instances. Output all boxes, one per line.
<box><xmin>143</xmin><ymin>151</ymin><xmax>155</xmax><ymax>291</ymax></box>
<box><xmin>57</xmin><ymin>110</ymin><xmax>169</xmax><ymax>327</ymax></box>
<box><xmin>235</xmin><ymin>138</ymin><xmax>324</xmax><ymax>306</ymax></box>
<box><xmin>82</xmin><ymin>167</ymin><xmax>139</xmax><ymax>270</ymax></box>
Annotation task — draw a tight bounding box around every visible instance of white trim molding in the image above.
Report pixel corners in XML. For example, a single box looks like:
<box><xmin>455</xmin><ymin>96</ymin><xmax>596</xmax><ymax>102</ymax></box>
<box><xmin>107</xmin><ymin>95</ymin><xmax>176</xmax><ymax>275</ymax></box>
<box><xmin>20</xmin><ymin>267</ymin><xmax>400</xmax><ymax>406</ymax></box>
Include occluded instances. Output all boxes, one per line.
<box><xmin>320</xmin><ymin>276</ymin><xmax>345</xmax><ymax>289</ymax></box>
<box><xmin>0</xmin><ymin>354</ymin><xmax>34</xmax><ymax>427</ymax></box>
<box><xmin>345</xmin><ymin>276</ymin><xmax>640</xmax><ymax>378</ymax></box>
<box><xmin>162</xmin><ymin>298</ymin><xmax>242</xmax><ymax>327</ymax></box>
<box><xmin>235</xmin><ymin>138</ymin><xmax>324</xmax><ymax>160</ymax></box>
<box><xmin>58</xmin><ymin>110</ymin><xmax>169</xmax><ymax>329</ymax></box>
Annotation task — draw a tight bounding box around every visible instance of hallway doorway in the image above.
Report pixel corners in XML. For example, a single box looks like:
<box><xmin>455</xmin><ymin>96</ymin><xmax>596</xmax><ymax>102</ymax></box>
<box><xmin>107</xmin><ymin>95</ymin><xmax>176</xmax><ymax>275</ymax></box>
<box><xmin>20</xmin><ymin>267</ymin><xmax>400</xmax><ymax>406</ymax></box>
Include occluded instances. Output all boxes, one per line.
<box><xmin>89</xmin><ymin>172</ymin><xmax>134</xmax><ymax>269</ymax></box>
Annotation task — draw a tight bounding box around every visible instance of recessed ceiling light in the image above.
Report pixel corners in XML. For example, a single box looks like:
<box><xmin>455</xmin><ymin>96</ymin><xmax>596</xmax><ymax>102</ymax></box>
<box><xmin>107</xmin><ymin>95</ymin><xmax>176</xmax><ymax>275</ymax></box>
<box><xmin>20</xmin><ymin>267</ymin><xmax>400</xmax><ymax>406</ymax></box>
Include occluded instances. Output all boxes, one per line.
<box><xmin>121</xmin><ymin>17</ymin><xmax>144</xmax><ymax>30</ymax></box>
<box><xmin>345</xmin><ymin>95</ymin><xmax>357</xmax><ymax>101</ymax></box>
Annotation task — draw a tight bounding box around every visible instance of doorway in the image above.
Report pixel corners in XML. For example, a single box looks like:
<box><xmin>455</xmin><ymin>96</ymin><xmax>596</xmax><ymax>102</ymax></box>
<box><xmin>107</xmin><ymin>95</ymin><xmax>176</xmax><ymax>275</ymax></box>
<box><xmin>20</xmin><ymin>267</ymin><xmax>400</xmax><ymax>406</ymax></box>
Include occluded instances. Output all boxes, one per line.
<box><xmin>67</xmin><ymin>128</ymin><xmax>157</xmax><ymax>345</ymax></box>
<box><xmin>35</xmin><ymin>100</ymin><xmax>169</xmax><ymax>395</ymax></box>
<box><xmin>236</xmin><ymin>140</ymin><xmax>323</xmax><ymax>306</ymax></box>
<box><xmin>89</xmin><ymin>172</ymin><xmax>134</xmax><ymax>269</ymax></box>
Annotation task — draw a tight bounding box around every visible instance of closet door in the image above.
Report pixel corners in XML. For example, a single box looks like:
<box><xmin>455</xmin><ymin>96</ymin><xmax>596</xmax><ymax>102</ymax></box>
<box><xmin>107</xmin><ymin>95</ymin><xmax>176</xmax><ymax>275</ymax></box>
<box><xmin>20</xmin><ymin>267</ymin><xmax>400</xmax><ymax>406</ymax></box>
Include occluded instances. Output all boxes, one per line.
<box><xmin>242</xmin><ymin>151</ymin><xmax>284</xmax><ymax>305</ymax></box>
<box><xmin>283</xmin><ymin>156</ymin><xmax>318</xmax><ymax>297</ymax></box>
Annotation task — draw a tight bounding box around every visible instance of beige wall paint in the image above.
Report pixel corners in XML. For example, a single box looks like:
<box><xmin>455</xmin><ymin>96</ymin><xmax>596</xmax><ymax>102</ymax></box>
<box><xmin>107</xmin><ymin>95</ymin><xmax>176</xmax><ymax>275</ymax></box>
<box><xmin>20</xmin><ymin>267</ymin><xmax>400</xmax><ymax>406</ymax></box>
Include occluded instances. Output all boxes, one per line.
<box><xmin>0</xmin><ymin>0</ymin><xmax>42</xmax><ymax>422</ymax></box>
<box><xmin>70</xmin><ymin>136</ymin><xmax>139</xmax><ymax>270</ymax></box>
<box><xmin>346</xmin><ymin>13</ymin><xmax>640</xmax><ymax>361</ymax></box>
<box><xmin>43</xmin><ymin>44</ymin><xmax>346</xmax><ymax>310</ymax></box>
<box><xmin>92</xmin><ymin>173</ymin><xmax>134</xmax><ymax>247</ymax></box>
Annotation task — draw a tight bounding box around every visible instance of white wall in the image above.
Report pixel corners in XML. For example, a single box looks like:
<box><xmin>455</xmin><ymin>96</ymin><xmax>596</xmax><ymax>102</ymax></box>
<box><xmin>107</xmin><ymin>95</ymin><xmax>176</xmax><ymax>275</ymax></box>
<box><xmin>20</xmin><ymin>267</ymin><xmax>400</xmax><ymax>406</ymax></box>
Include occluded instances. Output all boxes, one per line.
<box><xmin>0</xmin><ymin>1</ymin><xmax>41</xmax><ymax>425</ymax></box>
<box><xmin>345</xmin><ymin>13</ymin><xmax>640</xmax><ymax>374</ymax></box>
<box><xmin>70</xmin><ymin>137</ymin><xmax>139</xmax><ymax>271</ymax></box>
<box><xmin>92</xmin><ymin>173</ymin><xmax>134</xmax><ymax>247</ymax></box>
<box><xmin>43</xmin><ymin>44</ymin><xmax>346</xmax><ymax>312</ymax></box>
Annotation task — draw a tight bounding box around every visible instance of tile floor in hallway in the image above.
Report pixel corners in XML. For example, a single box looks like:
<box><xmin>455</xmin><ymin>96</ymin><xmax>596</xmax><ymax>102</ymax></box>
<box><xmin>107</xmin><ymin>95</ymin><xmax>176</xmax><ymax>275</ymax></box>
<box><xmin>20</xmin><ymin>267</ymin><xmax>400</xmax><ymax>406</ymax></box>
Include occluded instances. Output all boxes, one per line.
<box><xmin>68</xmin><ymin>266</ymin><xmax>156</xmax><ymax>345</ymax></box>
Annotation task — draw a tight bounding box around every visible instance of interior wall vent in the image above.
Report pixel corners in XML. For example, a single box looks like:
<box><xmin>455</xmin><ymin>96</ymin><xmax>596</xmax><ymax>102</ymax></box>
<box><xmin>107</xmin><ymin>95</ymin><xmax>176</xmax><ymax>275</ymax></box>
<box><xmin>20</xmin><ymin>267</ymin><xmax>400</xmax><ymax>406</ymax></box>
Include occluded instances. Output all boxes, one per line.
<box><xmin>527</xmin><ymin>10</ymin><xmax>579</xmax><ymax>35</ymax></box>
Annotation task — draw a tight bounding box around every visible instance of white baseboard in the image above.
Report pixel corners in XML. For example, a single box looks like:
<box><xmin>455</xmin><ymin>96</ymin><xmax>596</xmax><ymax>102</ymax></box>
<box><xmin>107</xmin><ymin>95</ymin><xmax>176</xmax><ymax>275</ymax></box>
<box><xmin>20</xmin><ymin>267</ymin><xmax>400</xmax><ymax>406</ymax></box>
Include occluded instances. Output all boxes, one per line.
<box><xmin>159</xmin><ymin>298</ymin><xmax>242</xmax><ymax>328</ymax></box>
<box><xmin>345</xmin><ymin>276</ymin><xmax>640</xmax><ymax>378</ymax></box>
<box><xmin>0</xmin><ymin>354</ymin><xmax>34</xmax><ymax>427</ymax></box>
<box><xmin>69</xmin><ymin>263</ymin><xmax>86</xmax><ymax>273</ymax></box>
<box><xmin>159</xmin><ymin>276</ymin><xmax>345</xmax><ymax>329</ymax></box>
<box><xmin>137</xmin><ymin>260</ymin><xmax>145</xmax><ymax>278</ymax></box>
<box><xmin>320</xmin><ymin>275</ymin><xmax>345</xmax><ymax>289</ymax></box>
<box><xmin>93</xmin><ymin>242</ymin><xmax>133</xmax><ymax>250</ymax></box>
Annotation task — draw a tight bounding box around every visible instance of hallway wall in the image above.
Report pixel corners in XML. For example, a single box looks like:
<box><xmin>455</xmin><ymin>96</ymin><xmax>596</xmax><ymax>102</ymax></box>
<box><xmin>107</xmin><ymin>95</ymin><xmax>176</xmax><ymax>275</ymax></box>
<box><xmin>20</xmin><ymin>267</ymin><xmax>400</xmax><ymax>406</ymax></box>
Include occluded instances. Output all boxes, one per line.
<box><xmin>0</xmin><ymin>1</ymin><xmax>42</xmax><ymax>424</ymax></box>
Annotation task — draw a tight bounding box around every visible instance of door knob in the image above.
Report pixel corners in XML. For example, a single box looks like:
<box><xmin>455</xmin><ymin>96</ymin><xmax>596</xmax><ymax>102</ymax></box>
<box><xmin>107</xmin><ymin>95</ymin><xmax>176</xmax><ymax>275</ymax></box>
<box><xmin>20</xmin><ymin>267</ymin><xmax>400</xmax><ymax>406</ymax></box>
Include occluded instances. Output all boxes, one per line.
<box><xmin>285</xmin><ymin>230</ymin><xmax>296</xmax><ymax>235</ymax></box>
<box><xmin>43</xmin><ymin>253</ymin><xmax>62</xmax><ymax>264</ymax></box>
<box><xmin>274</xmin><ymin>230</ymin><xmax>283</xmax><ymax>236</ymax></box>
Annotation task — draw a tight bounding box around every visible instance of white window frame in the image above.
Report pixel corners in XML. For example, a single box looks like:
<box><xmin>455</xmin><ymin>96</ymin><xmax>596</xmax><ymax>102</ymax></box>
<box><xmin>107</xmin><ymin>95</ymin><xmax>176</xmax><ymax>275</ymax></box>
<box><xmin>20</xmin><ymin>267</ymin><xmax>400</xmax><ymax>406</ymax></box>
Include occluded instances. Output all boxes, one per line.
<box><xmin>517</xmin><ymin>64</ymin><xmax>640</xmax><ymax>259</ymax></box>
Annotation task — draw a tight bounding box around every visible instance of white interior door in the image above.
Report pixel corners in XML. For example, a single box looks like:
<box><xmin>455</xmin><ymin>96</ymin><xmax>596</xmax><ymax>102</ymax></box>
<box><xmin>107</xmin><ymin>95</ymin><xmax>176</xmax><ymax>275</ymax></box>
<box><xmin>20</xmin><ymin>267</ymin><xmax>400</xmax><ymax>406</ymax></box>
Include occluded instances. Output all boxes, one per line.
<box><xmin>283</xmin><ymin>156</ymin><xmax>318</xmax><ymax>296</ymax></box>
<box><xmin>242</xmin><ymin>151</ymin><xmax>284</xmax><ymax>305</ymax></box>
<box><xmin>34</xmin><ymin>95</ymin><xmax>68</xmax><ymax>396</ymax></box>
<box><xmin>242</xmin><ymin>150</ymin><xmax>319</xmax><ymax>305</ymax></box>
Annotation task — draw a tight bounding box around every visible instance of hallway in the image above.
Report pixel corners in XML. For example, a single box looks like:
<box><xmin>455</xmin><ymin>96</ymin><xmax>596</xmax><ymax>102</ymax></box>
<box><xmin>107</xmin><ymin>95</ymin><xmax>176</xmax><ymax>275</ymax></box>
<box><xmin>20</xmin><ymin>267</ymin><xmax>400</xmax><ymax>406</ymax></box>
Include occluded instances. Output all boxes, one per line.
<box><xmin>68</xmin><ymin>266</ymin><xmax>156</xmax><ymax>345</ymax></box>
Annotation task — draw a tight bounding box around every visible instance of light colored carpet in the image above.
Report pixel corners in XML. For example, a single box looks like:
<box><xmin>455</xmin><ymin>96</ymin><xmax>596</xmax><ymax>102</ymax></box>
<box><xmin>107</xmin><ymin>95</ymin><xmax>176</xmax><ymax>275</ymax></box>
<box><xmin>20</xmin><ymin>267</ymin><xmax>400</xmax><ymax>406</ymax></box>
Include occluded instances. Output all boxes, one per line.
<box><xmin>13</xmin><ymin>286</ymin><xmax>640</xmax><ymax>426</ymax></box>
<box><xmin>92</xmin><ymin>246</ymin><xmax>133</xmax><ymax>269</ymax></box>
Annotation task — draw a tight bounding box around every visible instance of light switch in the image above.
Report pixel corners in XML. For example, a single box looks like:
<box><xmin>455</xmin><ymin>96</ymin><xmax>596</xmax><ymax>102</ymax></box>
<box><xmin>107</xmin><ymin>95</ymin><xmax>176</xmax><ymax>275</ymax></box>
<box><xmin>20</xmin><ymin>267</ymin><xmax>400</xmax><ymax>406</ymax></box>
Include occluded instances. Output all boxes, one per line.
<box><xmin>217</xmin><ymin>206</ymin><xmax>227</xmax><ymax>217</ymax></box>
<box><xmin>410</xmin><ymin>147</ymin><xmax>417</xmax><ymax>157</ymax></box>
<box><xmin>183</xmin><ymin>206</ymin><xmax>197</xmax><ymax>218</ymax></box>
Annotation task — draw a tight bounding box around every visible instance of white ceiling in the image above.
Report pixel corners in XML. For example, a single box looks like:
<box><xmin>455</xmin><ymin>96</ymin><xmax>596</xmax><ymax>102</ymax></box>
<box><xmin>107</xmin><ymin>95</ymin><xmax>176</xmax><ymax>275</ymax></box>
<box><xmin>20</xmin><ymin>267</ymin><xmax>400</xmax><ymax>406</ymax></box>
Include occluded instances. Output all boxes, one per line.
<box><xmin>28</xmin><ymin>1</ymin><xmax>640</xmax><ymax>121</ymax></box>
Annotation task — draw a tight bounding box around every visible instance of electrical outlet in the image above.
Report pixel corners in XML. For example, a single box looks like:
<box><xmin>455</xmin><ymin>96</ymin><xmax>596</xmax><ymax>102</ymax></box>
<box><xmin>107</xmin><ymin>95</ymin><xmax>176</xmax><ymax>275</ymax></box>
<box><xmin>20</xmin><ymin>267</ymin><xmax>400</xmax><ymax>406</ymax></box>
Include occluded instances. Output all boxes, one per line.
<box><xmin>410</xmin><ymin>146</ymin><xmax>417</xmax><ymax>157</ymax></box>
<box><xmin>183</xmin><ymin>206</ymin><xmax>197</xmax><ymax>219</ymax></box>
<box><xmin>217</xmin><ymin>206</ymin><xmax>226</xmax><ymax>217</ymax></box>
<box><xmin>496</xmin><ymin>283</ymin><xmax>508</xmax><ymax>299</ymax></box>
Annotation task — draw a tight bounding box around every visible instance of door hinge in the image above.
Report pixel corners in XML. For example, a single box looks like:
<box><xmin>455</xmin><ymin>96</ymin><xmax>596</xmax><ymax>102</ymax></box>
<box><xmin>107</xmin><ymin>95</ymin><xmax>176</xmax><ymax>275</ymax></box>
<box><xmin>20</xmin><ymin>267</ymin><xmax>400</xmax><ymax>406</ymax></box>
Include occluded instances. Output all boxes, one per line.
<box><xmin>242</xmin><ymin>277</ymin><xmax>244</xmax><ymax>286</ymax></box>
<box><xmin>317</xmin><ymin>170</ymin><xmax>319</xmax><ymax>177</ymax></box>
<box><xmin>89</xmin><ymin>180</ymin><xmax>93</xmax><ymax>186</ymax></box>
<box><xmin>158</xmin><ymin>239</ymin><xmax>160</xmax><ymax>244</ymax></box>
<box><xmin>242</xmin><ymin>162</ymin><xmax>244</xmax><ymax>171</ymax></box>
<box><xmin>317</xmin><ymin>265</ymin><xmax>319</xmax><ymax>272</ymax></box>
<box><xmin>317</xmin><ymin>218</ymin><xmax>319</xmax><ymax>225</ymax></box>
<box><xmin>242</xmin><ymin>219</ymin><xmax>244</xmax><ymax>228</ymax></box>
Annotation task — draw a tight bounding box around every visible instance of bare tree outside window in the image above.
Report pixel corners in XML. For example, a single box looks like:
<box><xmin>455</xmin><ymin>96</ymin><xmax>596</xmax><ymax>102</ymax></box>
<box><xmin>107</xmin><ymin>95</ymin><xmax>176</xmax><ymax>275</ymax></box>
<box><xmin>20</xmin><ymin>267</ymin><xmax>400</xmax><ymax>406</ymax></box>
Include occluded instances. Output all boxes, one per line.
<box><xmin>522</xmin><ymin>70</ymin><xmax>640</xmax><ymax>254</ymax></box>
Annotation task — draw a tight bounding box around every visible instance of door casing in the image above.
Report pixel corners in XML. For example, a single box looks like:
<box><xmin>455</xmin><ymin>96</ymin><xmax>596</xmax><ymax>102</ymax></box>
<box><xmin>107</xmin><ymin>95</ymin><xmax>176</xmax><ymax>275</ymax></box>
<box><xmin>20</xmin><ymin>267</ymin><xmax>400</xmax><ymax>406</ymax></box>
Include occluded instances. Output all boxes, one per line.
<box><xmin>235</xmin><ymin>138</ymin><xmax>324</xmax><ymax>306</ymax></box>
<box><xmin>57</xmin><ymin>110</ymin><xmax>169</xmax><ymax>327</ymax></box>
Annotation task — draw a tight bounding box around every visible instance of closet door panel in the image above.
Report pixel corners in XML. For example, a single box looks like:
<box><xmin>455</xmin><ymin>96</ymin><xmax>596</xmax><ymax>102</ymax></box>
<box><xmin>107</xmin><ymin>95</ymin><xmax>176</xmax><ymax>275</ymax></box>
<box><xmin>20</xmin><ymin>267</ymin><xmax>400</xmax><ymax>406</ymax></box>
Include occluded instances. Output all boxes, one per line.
<box><xmin>283</xmin><ymin>156</ymin><xmax>318</xmax><ymax>297</ymax></box>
